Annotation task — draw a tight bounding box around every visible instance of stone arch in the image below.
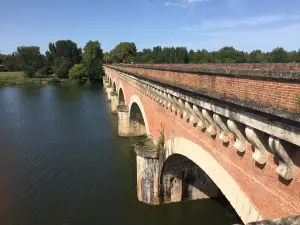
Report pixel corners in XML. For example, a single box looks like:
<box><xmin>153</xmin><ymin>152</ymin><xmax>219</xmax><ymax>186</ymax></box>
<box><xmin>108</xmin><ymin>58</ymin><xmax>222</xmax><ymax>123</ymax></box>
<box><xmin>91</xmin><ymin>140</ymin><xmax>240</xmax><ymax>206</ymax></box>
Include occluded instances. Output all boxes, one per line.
<box><xmin>160</xmin><ymin>153</ymin><xmax>221</xmax><ymax>204</ymax></box>
<box><xmin>118</xmin><ymin>86</ymin><xmax>126</xmax><ymax>105</ymax></box>
<box><xmin>163</xmin><ymin>137</ymin><xmax>262</xmax><ymax>224</ymax></box>
<box><xmin>112</xmin><ymin>80</ymin><xmax>117</xmax><ymax>92</ymax></box>
<box><xmin>129</xmin><ymin>95</ymin><xmax>150</xmax><ymax>136</ymax></box>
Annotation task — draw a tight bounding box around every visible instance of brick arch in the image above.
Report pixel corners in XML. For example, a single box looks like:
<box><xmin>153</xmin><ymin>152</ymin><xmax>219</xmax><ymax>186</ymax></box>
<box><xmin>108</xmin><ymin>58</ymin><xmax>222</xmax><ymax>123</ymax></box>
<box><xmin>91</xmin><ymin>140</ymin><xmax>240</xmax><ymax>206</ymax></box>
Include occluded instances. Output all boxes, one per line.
<box><xmin>164</xmin><ymin>137</ymin><xmax>263</xmax><ymax>224</ymax></box>
<box><xmin>129</xmin><ymin>95</ymin><xmax>150</xmax><ymax>136</ymax></box>
<box><xmin>117</xmin><ymin>83</ymin><xmax>127</xmax><ymax>105</ymax></box>
<box><xmin>112</xmin><ymin>80</ymin><xmax>117</xmax><ymax>92</ymax></box>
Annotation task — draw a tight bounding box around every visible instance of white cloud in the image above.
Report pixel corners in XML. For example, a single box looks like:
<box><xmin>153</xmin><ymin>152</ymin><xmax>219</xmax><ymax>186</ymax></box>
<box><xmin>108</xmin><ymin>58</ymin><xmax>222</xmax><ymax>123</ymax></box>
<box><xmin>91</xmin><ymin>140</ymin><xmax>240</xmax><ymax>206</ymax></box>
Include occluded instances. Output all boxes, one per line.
<box><xmin>180</xmin><ymin>14</ymin><xmax>300</xmax><ymax>34</ymax></box>
<box><xmin>164</xmin><ymin>0</ymin><xmax>210</xmax><ymax>8</ymax></box>
<box><xmin>176</xmin><ymin>14</ymin><xmax>300</xmax><ymax>52</ymax></box>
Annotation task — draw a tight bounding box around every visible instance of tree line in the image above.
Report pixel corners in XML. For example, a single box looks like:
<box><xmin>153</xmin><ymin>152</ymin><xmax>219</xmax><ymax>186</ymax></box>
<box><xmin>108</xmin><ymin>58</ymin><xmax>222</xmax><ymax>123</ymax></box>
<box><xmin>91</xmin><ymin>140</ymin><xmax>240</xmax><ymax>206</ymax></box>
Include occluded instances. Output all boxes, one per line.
<box><xmin>2</xmin><ymin>41</ymin><xmax>300</xmax><ymax>80</ymax></box>
<box><xmin>104</xmin><ymin>43</ymin><xmax>300</xmax><ymax>64</ymax></box>
<box><xmin>0</xmin><ymin>40</ymin><xmax>104</xmax><ymax>83</ymax></box>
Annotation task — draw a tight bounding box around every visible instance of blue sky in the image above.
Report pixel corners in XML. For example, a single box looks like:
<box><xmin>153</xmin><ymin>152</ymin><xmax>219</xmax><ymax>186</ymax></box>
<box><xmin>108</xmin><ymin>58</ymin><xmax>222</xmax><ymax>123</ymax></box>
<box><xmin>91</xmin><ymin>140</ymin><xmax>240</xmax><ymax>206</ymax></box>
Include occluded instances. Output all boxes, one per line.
<box><xmin>1</xmin><ymin>0</ymin><xmax>300</xmax><ymax>54</ymax></box>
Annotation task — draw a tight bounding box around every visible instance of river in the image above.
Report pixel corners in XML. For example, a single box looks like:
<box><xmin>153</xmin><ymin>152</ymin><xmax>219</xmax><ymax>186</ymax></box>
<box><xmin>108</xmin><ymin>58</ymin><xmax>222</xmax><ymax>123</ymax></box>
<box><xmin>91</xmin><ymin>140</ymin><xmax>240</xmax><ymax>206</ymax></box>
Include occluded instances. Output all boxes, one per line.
<box><xmin>0</xmin><ymin>84</ymin><xmax>240</xmax><ymax>225</ymax></box>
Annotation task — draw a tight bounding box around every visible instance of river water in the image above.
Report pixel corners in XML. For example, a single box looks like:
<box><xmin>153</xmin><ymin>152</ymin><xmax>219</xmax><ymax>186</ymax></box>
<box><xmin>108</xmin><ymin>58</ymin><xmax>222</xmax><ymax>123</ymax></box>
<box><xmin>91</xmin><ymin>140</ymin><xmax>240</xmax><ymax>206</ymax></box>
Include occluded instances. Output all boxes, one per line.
<box><xmin>0</xmin><ymin>85</ymin><xmax>240</xmax><ymax>225</ymax></box>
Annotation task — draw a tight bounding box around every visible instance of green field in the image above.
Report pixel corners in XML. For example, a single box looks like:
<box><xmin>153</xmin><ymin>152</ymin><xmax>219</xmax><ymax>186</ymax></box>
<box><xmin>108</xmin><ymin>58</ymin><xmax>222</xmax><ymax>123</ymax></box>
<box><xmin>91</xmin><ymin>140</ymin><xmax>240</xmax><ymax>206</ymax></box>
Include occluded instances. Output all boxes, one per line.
<box><xmin>0</xmin><ymin>71</ymin><xmax>24</xmax><ymax>78</ymax></box>
<box><xmin>0</xmin><ymin>72</ymin><xmax>68</xmax><ymax>86</ymax></box>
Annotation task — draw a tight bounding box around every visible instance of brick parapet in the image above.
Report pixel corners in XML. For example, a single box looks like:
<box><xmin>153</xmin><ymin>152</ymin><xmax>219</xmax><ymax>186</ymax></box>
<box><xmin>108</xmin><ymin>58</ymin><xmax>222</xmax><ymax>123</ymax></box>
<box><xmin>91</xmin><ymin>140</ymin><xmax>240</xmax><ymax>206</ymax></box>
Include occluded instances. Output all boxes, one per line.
<box><xmin>107</xmin><ymin>65</ymin><xmax>300</xmax><ymax>115</ymax></box>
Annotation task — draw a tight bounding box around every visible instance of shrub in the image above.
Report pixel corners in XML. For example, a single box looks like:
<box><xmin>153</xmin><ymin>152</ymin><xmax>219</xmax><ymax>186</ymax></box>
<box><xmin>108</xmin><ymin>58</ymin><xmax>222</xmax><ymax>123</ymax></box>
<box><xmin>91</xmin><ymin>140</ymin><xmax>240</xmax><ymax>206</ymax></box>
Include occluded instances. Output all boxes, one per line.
<box><xmin>85</xmin><ymin>62</ymin><xmax>104</xmax><ymax>83</ymax></box>
<box><xmin>69</xmin><ymin>64</ymin><xmax>86</xmax><ymax>83</ymax></box>
<box><xmin>53</xmin><ymin>57</ymin><xmax>72</xmax><ymax>78</ymax></box>
<box><xmin>48</xmin><ymin>77</ymin><xmax>61</xmax><ymax>84</ymax></box>
<box><xmin>36</xmin><ymin>66</ymin><xmax>53</xmax><ymax>76</ymax></box>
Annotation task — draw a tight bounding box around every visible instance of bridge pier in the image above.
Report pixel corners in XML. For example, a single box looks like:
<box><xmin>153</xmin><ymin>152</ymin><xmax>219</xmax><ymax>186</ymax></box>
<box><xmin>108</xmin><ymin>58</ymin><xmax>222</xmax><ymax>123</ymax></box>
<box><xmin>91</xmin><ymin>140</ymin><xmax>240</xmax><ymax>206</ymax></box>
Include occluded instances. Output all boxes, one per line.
<box><xmin>135</xmin><ymin>139</ymin><xmax>160</xmax><ymax>205</ymax></box>
<box><xmin>117</xmin><ymin>104</ymin><xmax>131</xmax><ymax>136</ymax></box>
<box><xmin>134</xmin><ymin>138</ymin><xmax>221</xmax><ymax>205</ymax></box>
<box><xmin>110</xmin><ymin>91</ymin><xmax>118</xmax><ymax>113</ymax></box>
<box><xmin>105</xmin><ymin>85</ymin><xmax>113</xmax><ymax>101</ymax></box>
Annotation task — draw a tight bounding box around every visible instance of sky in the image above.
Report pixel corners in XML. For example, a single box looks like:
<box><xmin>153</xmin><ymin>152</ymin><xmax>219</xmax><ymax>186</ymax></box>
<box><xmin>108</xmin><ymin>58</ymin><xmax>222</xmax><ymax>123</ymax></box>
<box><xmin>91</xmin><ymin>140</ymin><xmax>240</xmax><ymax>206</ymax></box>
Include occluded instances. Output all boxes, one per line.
<box><xmin>1</xmin><ymin>0</ymin><xmax>300</xmax><ymax>54</ymax></box>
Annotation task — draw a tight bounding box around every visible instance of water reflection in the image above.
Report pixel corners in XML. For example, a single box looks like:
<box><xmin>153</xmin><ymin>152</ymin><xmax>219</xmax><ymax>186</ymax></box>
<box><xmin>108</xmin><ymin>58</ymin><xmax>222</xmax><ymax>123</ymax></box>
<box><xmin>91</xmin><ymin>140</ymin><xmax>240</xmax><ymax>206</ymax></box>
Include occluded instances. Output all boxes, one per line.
<box><xmin>0</xmin><ymin>85</ymin><xmax>239</xmax><ymax>225</ymax></box>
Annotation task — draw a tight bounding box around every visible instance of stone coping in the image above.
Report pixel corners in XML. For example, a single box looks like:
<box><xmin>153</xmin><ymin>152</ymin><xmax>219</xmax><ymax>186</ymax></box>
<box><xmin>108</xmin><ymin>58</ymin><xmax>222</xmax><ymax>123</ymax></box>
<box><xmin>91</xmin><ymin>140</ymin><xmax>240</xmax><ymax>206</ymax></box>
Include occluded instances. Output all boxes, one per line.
<box><xmin>105</xmin><ymin>66</ymin><xmax>300</xmax><ymax>124</ymax></box>
<box><xmin>108</xmin><ymin>64</ymin><xmax>300</xmax><ymax>82</ymax></box>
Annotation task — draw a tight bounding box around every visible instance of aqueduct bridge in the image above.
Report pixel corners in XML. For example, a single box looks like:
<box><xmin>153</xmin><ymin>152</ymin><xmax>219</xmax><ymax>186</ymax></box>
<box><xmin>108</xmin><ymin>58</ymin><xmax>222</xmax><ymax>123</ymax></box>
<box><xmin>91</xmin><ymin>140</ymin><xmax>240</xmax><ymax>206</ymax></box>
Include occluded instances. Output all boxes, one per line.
<box><xmin>103</xmin><ymin>64</ymin><xmax>300</xmax><ymax>224</ymax></box>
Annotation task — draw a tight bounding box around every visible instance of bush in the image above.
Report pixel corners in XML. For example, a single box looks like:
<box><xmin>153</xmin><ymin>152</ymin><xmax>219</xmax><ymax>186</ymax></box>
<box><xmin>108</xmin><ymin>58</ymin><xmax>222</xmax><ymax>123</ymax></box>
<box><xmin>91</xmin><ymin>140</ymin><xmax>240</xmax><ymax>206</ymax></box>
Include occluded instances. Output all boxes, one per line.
<box><xmin>69</xmin><ymin>64</ymin><xmax>86</xmax><ymax>83</ymax></box>
<box><xmin>85</xmin><ymin>62</ymin><xmax>104</xmax><ymax>83</ymax></box>
<box><xmin>48</xmin><ymin>77</ymin><xmax>61</xmax><ymax>84</ymax></box>
<box><xmin>36</xmin><ymin>66</ymin><xmax>53</xmax><ymax>76</ymax></box>
<box><xmin>53</xmin><ymin>57</ymin><xmax>72</xmax><ymax>78</ymax></box>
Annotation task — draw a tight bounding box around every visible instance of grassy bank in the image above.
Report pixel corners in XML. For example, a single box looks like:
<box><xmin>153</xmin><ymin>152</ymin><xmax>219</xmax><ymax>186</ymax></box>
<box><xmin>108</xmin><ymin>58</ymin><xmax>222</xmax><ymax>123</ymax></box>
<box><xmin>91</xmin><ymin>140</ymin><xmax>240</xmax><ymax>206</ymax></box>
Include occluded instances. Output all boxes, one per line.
<box><xmin>0</xmin><ymin>72</ymin><xmax>69</xmax><ymax>86</ymax></box>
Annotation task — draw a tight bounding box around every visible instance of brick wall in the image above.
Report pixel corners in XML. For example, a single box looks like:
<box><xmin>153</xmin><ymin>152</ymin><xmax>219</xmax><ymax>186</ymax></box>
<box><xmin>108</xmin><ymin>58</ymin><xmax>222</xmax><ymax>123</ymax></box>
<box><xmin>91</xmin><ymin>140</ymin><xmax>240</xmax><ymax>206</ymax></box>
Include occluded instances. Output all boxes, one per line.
<box><xmin>106</xmin><ymin>68</ymin><xmax>300</xmax><ymax>221</ymax></box>
<box><xmin>109</xmin><ymin>65</ymin><xmax>300</xmax><ymax>113</ymax></box>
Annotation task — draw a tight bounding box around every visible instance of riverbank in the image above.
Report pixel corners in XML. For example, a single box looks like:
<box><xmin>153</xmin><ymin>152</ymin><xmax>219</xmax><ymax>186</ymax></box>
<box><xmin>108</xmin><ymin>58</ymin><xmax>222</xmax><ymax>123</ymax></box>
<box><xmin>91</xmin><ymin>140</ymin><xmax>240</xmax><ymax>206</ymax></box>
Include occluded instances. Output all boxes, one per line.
<box><xmin>0</xmin><ymin>72</ymin><xmax>70</xmax><ymax>86</ymax></box>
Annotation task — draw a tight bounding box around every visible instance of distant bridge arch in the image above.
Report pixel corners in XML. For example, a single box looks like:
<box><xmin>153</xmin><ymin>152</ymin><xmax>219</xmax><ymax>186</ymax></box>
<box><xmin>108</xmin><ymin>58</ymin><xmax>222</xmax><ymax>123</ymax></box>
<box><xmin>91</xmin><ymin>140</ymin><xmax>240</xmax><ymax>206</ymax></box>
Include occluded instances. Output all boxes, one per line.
<box><xmin>129</xmin><ymin>95</ymin><xmax>150</xmax><ymax>136</ymax></box>
<box><xmin>118</xmin><ymin>83</ymin><xmax>126</xmax><ymax>105</ymax></box>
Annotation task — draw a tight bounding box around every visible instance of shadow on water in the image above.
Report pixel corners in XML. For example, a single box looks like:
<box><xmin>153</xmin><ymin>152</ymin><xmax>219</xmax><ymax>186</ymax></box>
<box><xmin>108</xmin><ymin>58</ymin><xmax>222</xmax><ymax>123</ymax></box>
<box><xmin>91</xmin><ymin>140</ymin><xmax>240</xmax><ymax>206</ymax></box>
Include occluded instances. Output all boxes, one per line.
<box><xmin>0</xmin><ymin>84</ymin><xmax>240</xmax><ymax>225</ymax></box>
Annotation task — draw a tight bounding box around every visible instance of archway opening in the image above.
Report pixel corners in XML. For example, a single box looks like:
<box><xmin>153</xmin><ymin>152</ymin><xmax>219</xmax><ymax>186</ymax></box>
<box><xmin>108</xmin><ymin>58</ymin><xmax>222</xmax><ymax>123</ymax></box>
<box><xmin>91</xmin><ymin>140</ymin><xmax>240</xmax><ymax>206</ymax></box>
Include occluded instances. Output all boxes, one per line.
<box><xmin>119</xmin><ymin>88</ymin><xmax>125</xmax><ymax>105</ymax></box>
<box><xmin>113</xmin><ymin>82</ymin><xmax>117</xmax><ymax>92</ymax></box>
<box><xmin>160</xmin><ymin>153</ymin><xmax>222</xmax><ymax>203</ymax></box>
<box><xmin>160</xmin><ymin>138</ymin><xmax>246</xmax><ymax>223</ymax></box>
<box><xmin>129</xmin><ymin>102</ymin><xmax>146</xmax><ymax>136</ymax></box>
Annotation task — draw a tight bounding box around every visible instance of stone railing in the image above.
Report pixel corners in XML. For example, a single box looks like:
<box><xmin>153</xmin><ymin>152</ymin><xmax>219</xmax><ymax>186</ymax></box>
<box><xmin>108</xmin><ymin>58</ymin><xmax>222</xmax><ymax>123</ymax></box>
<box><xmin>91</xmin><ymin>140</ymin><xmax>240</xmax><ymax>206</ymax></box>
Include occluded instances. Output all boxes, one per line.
<box><xmin>104</xmin><ymin>66</ymin><xmax>300</xmax><ymax>182</ymax></box>
<box><xmin>107</xmin><ymin>64</ymin><xmax>300</xmax><ymax>118</ymax></box>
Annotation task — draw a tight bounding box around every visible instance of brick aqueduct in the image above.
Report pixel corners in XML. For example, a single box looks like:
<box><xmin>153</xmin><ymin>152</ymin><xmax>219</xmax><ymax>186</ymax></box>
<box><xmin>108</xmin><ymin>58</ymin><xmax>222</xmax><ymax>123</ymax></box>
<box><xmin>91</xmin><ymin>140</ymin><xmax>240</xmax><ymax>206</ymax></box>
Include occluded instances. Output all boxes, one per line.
<box><xmin>103</xmin><ymin>64</ymin><xmax>300</xmax><ymax>224</ymax></box>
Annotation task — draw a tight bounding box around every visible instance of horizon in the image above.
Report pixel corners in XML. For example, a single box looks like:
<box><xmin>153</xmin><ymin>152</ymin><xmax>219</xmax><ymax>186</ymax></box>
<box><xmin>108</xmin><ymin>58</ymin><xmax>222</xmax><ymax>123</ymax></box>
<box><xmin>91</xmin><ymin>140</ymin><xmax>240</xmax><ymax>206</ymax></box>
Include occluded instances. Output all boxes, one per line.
<box><xmin>1</xmin><ymin>0</ymin><xmax>300</xmax><ymax>54</ymax></box>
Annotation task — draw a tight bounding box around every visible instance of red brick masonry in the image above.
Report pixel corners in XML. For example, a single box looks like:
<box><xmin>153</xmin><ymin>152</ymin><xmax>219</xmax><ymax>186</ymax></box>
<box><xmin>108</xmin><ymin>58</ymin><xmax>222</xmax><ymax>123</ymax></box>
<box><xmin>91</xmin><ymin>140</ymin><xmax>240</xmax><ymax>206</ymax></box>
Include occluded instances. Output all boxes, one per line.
<box><xmin>105</xmin><ymin>65</ymin><xmax>300</xmax><ymax>222</ymax></box>
<box><xmin>109</xmin><ymin>64</ymin><xmax>300</xmax><ymax>113</ymax></box>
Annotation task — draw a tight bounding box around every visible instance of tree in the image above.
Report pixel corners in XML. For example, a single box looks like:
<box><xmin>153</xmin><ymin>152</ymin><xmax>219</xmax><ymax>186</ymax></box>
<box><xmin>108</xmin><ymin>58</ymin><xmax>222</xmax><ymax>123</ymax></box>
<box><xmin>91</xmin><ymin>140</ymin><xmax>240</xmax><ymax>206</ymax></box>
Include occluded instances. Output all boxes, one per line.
<box><xmin>287</xmin><ymin>50</ymin><xmax>300</xmax><ymax>63</ymax></box>
<box><xmin>270</xmin><ymin>47</ymin><xmax>288</xmax><ymax>63</ymax></box>
<box><xmin>217</xmin><ymin>46</ymin><xmax>247</xmax><ymax>63</ymax></box>
<box><xmin>53</xmin><ymin>57</ymin><xmax>72</xmax><ymax>78</ymax></box>
<box><xmin>0</xmin><ymin>52</ymin><xmax>4</xmax><ymax>65</ymax></box>
<box><xmin>3</xmin><ymin>53</ymin><xmax>21</xmax><ymax>71</ymax></box>
<box><xmin>111</xmin><ymin>42</ymin><xmax>137</xmax><ymax>63</ymax></box>
<box><xmin>247</xmin><ymin>50</ymin><xmax>264</xmax><ymax>63</ymax></box>
<box><xmin>54</xmin><ymin>40</ymin><xmax>81</xmax><ymax>65</ymax></box>
<box><xmin>82</xmin><ymin>41</ymin><xmax>104</xmax><ymax>83</ymax></box>
<box><xmin>152</xmin><ymin>46</ymin><xmax>163</xmax><ymax>63</ymax></box>
<box><xmin>82</xmin><ymin>41</ymin><xmax>103</xmax><ymax>66</ymax></box>
<box><xmin>104</xmin><ymin>52</ymin><xmax>113</xmax><ymax>64</ymax></box>
<box><xmin>45</xmin><ymin>42</ymin><xmax>56</xmax><ymax>67</ymax></box>
<box><xmin>69</xmin><ymin>64</ymin><xmax>86</xmax><ymax>83</ymax></box>
<box><xmin>17</xmin><ymin>46</ymin><xmax>43</xmax><ymax>77</ymax></box>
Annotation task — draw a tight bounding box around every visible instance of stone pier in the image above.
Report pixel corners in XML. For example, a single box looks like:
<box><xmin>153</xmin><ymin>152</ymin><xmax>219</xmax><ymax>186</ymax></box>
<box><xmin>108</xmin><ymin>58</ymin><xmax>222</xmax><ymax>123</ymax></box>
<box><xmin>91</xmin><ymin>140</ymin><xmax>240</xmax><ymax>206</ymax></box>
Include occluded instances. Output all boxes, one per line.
<box><xmin>106</xmin><ymin>85</ymin><xmax>112</xmax><ymax>101</ymax></box>
<box><xmin>110</xmin><ymin>91</ymin><xmax>118</xmax><ymax>113</ymax></box>
<box><xmin>135</xmin><ymin>139</ymin><xmax>160</xmax><ymax>205</ymax></box>
<box><xmin>117</xmin><ymin>104</ymin><xmax>131</xmax><ymax>136</ymax></box>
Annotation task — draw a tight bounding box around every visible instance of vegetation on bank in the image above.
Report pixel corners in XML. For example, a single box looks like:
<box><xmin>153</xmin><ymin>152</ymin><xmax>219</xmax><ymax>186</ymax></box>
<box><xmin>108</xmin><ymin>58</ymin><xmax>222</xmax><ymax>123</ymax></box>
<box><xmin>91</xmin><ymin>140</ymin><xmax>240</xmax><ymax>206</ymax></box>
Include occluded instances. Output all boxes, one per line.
<box><xmin>103</xmin><ymin>43</ymin><xmax>300</xmax><ymax>64</ymax></box>
<box><xmin>0</xmin><ymin>40</ymin><xmax>104</xmax><ymax>86</ymax></box>
<box><xmin>0</xmin><ymin>72</ymin><xmax>70</xmax><ymax>86</ymax></box>
<box><xmin>2</xmin><ymin>40</ymin><xmax>300</xmax><ymax>86</ymax></box>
